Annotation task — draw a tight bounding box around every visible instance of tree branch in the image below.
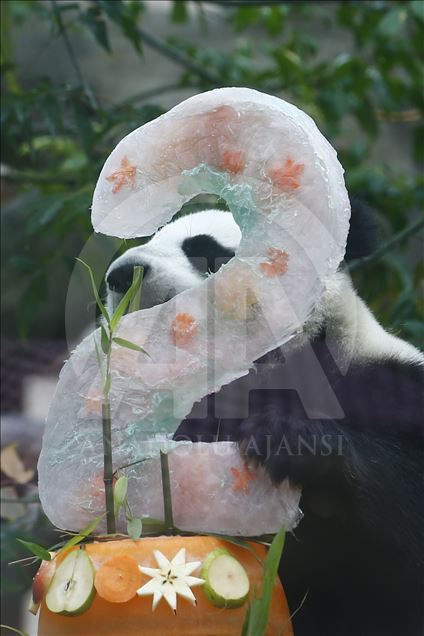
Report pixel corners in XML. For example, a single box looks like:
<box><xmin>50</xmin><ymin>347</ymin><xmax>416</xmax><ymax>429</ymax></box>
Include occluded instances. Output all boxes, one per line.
<box><xmin>111</xmin><ymin>82</ymin><xmax>193</xmax><ymax>112</ymax></box>
<box><xmin>1</xmin><ymin>167</ymin><xmax>79</xmax><ymax>185</ymax></box>
<box><xmin>51</xmin><ymin>0</ymin><xmax>98</xmax><ymax>110</ymax></box>
<box><xmin>202</xmin><ymin>0</ymin><xmax>286</xmax><ymax>6</ymax></box>
<box><xmin>348</xmin><ymin>216</ymin><xmax>424</xmax><ymax>272</ymax></box>
<box><xmin>136</xmin><ymin>25</ymin><xmax>222</xmax><ymax>86</ymax></box>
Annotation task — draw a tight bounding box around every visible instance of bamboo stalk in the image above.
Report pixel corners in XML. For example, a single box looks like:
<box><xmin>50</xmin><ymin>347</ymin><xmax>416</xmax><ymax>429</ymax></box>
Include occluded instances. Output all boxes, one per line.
<box><xmin>102</xmin><ymin>399</ymin><xmax>116</xmax><ymax>534</ymax></box>
<box><xmin>160</xmin><ymin>451</ymin><xmax>174</xmax><ymax>530</ymax></box>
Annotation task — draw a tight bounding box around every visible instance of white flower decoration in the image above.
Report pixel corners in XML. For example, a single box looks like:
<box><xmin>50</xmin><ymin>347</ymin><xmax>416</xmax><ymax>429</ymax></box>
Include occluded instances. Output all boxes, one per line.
<box><xmin>137</xmin><ymin>547</ymin><xmax>204</xmax><ymax>612</ymax></box>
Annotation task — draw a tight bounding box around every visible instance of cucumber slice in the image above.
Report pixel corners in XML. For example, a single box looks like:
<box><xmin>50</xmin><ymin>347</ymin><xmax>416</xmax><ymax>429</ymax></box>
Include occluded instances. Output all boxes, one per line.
<box><xmin>46</xmin><ymin>550</ymin><xmax>96</xmax><ymax>616</ymax></box>
<box><xmin>201</xmin><ymin>549</ymin><xmax>250</xmax><ymax>608</ymax></box>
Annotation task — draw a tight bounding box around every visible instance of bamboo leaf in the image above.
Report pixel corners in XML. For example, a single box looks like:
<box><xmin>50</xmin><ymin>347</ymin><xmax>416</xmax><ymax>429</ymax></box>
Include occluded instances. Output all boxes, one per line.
<box><xmin>209</xmin><ymin>534</ymin><xmax>263</xmax><ymax>565</ymax></box>
<box><xmin>0</xmin><ymin>626</ymin><xmax>29</xmax><ymax>636</ymax></box>
<box><xmin>103</xmin><ymin>374</ymin><xmax>111</xmax><ymax>395</ymax></box>
<box><xmin>93</xmin><ymin>334</ymin><xmax>103</xmax><ymax>371</ymax></box>
<box><xmin>110</xmin><ymin>266</ymin><xmax>143</xmax><ymax>331</ymax></box>
<box><xmin>113</xmin><ymin>476</ymin><xmax>128</xmax><ymax>518</ymax></box>
<box><xmin>76</xmin><ymin>258</ymin><xmax>110</xmax><ymax>325</ymax></box>
<box><xmin>79</xmin><ymin>6</ymin><xmax>111</xmax><ymax>53</ymax></box>
<box><xmin>112</xmin><ymin>337</ymin><xmax>149</xmax><ymax>356</ymax></box>
<box><xmin>139</xmin><ymin>517</ymin><xmax>167</xmax><ymax>532</ymax></box>
<box><xmin>16</xmin><ymin>539</ymin><xmax>51</xmax><ymax>562</ymax></box>
<box><xmin>259</xmin><ymin>527</ymin><xmax>286</xmax><ymax>613</ymax></box>
<box><xmin>241</xmin><ymin>594</ymin><xmax>252</xmax><ymax>636</ymax></box>
<box><xmin>118</xmin><ymin>3</ymin><xmax>144</xmax><ymax>54</ymax></box>
<box><xmin>128</xmin><ymin>265</ymin><xmax>143</xmax><ymax>313</ymax></box>
<box><xmin>100</xmin><ymin>325</ymin><xmax>110</xmax><ymax>354</ymax></box>
<box><xmin>242</xmin><ymin>526</ymin><xmax>286</xmax><ymax>635</ymax></box>
<box><xmin>127</xmin><ymin>516</ymin><xmax>143</xmax><ymax>540</ymax></box>
<box><xmin>110</xmin><ymin>296</ymin><xmax>131</xmax><ymax>331</ymax></box>
<box><xmin>60</xmin><ymin>516</ymin><xmax>103</xmax><ymax>552</ymax></box>
<box><xmin>96</xmin><ymin>0</ymin><xmax>144</xmax><ymax>53</ymax></box>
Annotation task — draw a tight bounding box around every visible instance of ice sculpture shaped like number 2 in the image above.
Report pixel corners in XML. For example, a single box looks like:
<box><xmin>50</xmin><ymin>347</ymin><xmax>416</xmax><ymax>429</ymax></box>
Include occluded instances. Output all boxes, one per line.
<box><xmin>38</xmin><ymin>88</ymin><xmax>350</xmax><ymax>532</ymax></box>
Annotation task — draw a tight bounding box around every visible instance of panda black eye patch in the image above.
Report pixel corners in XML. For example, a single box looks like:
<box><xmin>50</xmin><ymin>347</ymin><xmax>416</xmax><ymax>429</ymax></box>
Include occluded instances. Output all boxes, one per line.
<box><xmin>181</xmin><ymin>234</ymin><xmax>235</xmax><ymax>274</ymax></box>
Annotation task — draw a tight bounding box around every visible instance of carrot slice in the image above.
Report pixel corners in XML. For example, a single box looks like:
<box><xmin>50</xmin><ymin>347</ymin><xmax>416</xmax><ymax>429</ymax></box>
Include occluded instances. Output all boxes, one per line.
<box><xmin>94</xmin><ymin>555</ymin><xmax>142</xmax><ymax>603</ymax></box>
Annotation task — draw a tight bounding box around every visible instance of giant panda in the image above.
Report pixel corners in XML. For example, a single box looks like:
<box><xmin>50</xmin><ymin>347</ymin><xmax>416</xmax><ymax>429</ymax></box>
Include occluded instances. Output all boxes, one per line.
<box><xmin>106</xmin><ymin>202</ymin><xmax>424</xmax><ymax>636</ymax></box>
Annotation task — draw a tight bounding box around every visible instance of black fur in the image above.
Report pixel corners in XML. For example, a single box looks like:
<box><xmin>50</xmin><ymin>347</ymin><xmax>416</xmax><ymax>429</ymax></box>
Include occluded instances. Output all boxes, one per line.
<box><xmin>176</xmin><ymin>341</ymin><xmax>424</xmax><ymax>635</ymax></box>
<box><xmin>182</xmin><ymin>234</ymin><xmax>235</xmax><ymax>274</ymax></box>
<box><xmin>346</xmin><ymin>197</ymin><xmax>379</xmax><ymax>261</ymax></box>
<box><xmin>107</xmin><ymin>262</ymin><xmax>150</xmax><ymax>293</ymax></box>
<box><xmin>175</xmin><ymin>197</ymin><xmax>422</xmax><ymax>635</ymax></box>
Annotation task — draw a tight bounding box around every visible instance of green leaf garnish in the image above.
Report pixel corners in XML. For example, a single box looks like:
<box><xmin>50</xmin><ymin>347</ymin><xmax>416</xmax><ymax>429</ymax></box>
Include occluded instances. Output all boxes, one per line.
<box><xmin>100</xmin><ymin>325</ymin><xmax>110</xmax><ymax>354</ymax></box>
<box><xmin>76</xmin><ymin>258</ymin><xmax>110</xmax><ymax>326</ymax></box>
<box><xmin>60</xmin><ymin>515</ymin><xmax>103</xmax><ymax>552</ymax></box>
<box><xmin>128</xmin><ymin>265</ymin><xmax>143</xmax><ymax>313</ymax></box>
<box><xmin>16</xmin><ymin>539</ymin><xmax>51</xmax><ymax>562</ymax></box>
<box><xmin>113</xmin><ymin>476</ymin><xmax>128</xmax><ymax>518</ymax></box>
<box><xmin>241</xmin><ymin>526</ymin><xmax>286</xmax><ymax>636</ymax></box>
<box><xmin>127</xmin><ymin>517</ymin><xmax>142</xmax><ymax>540</ymax></box>
<box><xmin>112</xmin><ymin>337</ymin><xmax>149</xmax><ymax>356</ymax></box>
<box><xmin>110</xmin><ymin>266</ymin><xmax>143</xmax><ymax>331</ymax></box>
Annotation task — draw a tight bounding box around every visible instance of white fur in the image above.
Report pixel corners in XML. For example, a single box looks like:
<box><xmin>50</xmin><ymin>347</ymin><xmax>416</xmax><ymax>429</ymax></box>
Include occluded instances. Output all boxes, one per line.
<box><xmin>106</xmin><ymin>209</ymin><xmax>241</xmax><ymax>314</ymax></box>
<box><xmin>106</xmin><ymin>209</ymin><xmax>423</xmax><ymax>368</ymax></box>
<box><xmin>311</xmin><ymin>272</ymin><xmax>424</xmax><ymax>367</ymax></box>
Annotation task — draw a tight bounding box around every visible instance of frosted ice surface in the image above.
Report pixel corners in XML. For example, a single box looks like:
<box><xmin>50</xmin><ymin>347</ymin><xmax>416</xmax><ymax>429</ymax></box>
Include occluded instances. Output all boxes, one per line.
<box><xmin>43</xmin><ymin>441</ymin><xmax>302</xmax><ymax>535</ymax></box>
<box><xmin>38</xmin><ymin>88</ymin><xmax>350</xmax><ymax>533</ymax></box>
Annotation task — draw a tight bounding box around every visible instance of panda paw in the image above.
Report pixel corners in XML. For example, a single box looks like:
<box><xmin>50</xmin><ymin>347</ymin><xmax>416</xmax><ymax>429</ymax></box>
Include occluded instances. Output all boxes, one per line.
<box><xmin>238</xmin><ymin>411</ymin><xmax>345</xmax><ymax>485</ymax></box>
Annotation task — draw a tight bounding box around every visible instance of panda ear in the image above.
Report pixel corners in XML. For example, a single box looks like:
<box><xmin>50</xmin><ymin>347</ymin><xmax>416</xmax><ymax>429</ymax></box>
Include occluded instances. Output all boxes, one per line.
<box><xmin>345</xmin><ymin>197</ymin><xmax>380</xmax><ymax>261</ymax></box>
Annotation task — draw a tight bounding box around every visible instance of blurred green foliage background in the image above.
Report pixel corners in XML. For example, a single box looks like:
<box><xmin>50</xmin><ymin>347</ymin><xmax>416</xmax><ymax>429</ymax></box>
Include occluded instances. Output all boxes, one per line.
<box><xmin>1</xmin><ymin>0</ymin><xmax>423</xmax><ymax>343</ymax></box>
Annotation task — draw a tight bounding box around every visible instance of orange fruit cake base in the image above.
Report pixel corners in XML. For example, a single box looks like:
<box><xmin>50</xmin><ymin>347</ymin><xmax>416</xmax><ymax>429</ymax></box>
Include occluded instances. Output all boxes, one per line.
<box><xmin>38</xmin><ymin>535</ymin><xmax>293</xmax><ymax>636</ymax></box>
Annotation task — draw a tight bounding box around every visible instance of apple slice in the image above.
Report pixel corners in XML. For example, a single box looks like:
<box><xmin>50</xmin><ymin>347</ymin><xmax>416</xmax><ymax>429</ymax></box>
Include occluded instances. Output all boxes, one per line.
<box><xmin>46</xmin><ymin>549</ymin><xmax>96</xmax><ymax>616</ymax></box>
<box><xmin>201</xmin><ymin>548</ymin><xmax>250</xmax><ymax>608</ymax></box>
<box><xmin>29</xmin><ymin>553</ymin><xmax>56</xmax><ymax>615</ymax></box>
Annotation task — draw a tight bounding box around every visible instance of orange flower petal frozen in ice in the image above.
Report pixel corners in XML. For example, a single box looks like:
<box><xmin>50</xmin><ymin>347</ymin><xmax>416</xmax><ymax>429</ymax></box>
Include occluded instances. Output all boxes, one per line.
<box><xmin>207</xmin><ymin>104</ymin><xmax>238</xmax><ymax>128</ymax></box>
<box><xmin>267</xmin><ymin>157</ymin><xmax>304</xmax><ymax>190</ymax></box>
<box><xmin>215</xmin><ymin>264</ymin><xmax>257</xmax><ymax>320</ymax></box>
<box><xmin>220</xmin><ymin>149</ymin><xmax>246</xmax><ymax>174</ymax></box>
<box><xmin>106</xmin><ymin>156</ymin><xmax>137</xmax><ymax>194</ymax></box>
<box><xmin>171</xmin><ymin>313</ymin><xmax>198</xmax><ymax>347</ymax></box>
<box><xmin>259</xmin><ymin>248</ymin><xmax>289</xmax><ymax>278</ymax></box>
<box><xmin>230</xmin><ymin>464</ymin><xmax>258</xmax><ymax>495</ymax></box>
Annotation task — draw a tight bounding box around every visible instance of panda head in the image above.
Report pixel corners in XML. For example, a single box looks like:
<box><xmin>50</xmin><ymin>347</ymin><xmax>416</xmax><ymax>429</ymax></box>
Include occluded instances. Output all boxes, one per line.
<box><xmin>106</xmin><ymin>208</ymin><xmax>241</xmax><ymax>313</ymax></box>
<box><xmin>105</xmin><ymin>202</ymin><xmax>423</xmax><ymax>367</ymax></box>
<box><xmin>106</xmin><ymin>199</ymin><xmax>377</xmax><ymax>309</ymax></box>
